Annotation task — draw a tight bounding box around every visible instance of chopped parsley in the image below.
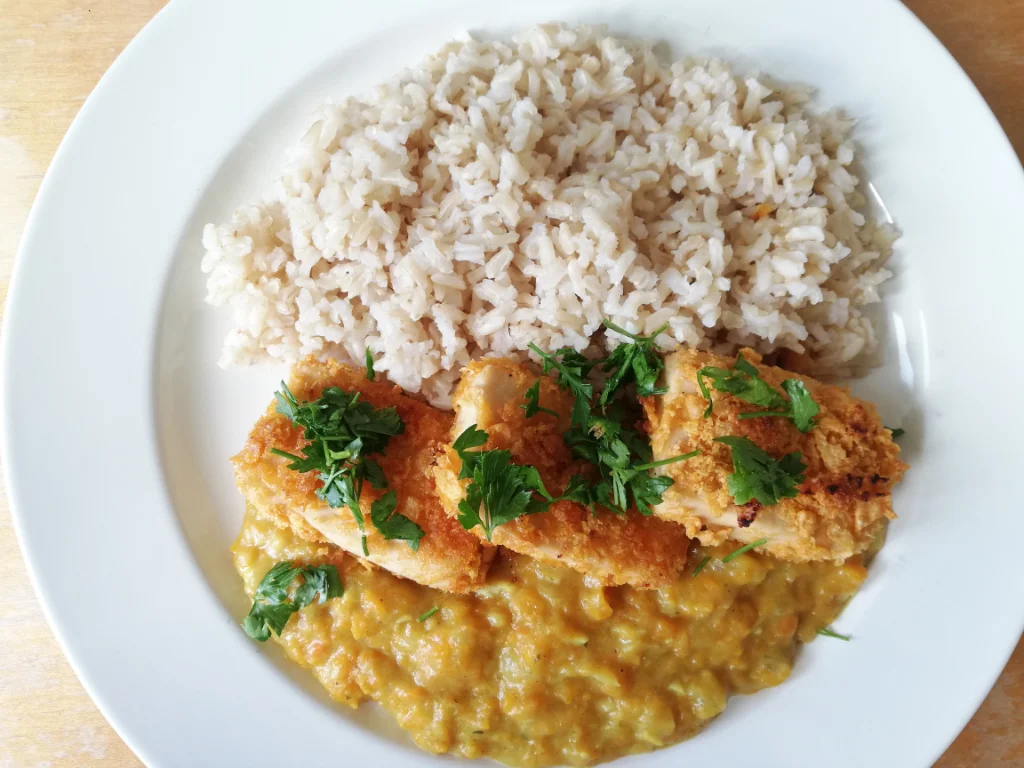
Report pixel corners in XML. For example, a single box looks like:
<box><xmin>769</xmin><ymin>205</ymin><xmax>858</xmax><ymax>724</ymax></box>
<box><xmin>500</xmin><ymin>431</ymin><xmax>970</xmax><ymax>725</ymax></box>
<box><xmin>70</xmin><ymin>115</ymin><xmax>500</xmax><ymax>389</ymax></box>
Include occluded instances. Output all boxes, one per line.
<box><xmin>527</xmin><ymin>327</ymin><xmax>699</xmax><ymax>517</ymax></box>
<box><xmin>271</xmin><ymin>383</ymin><xmax>423</xmax><ymax>555</ymax></box>
<box><xmin>242</xmin><ymin>561</ymin><xmax>343</xmax><ymax>642</ymax></box>
<box><xmin>452</xmin><ymin>425</ymin><xmax>555</xmax><ymax>540</ymax></box>
<box><xmin>370</xmin><ymin>491</ymin><xmax>424</xmax><ymax>551</ymax></box>
<box><xmin>599</xmin><ymin>321</ymin><xmax>669</xmax><ymax>405</ymax></box>
<box><xmin>528</xmin><ymin>343</ymin><xmax>596</xmax><ymax>428</ymax></box>
<box><xmin>691</xmin><ymin>555</ymin><xmax>711</xmax><ymax>577</ymax></box>
<box><xmin>887</xmin><ymin>426</ymin><xmax>905</xmax><ymax>439</ymax></box>
<box><xmin>521</xmin><ymin>380</ymin><xmax>559</xmax><ymax>419</ymax></box>
<box><xmin>817</xmin><ymin>627</ymin><xmax>851</xmax><ymax>641</ymax></box>
<box><xmin>721</xmin><ymin>537</ymin><xmax>769</xmax><ymax>563</ymax></box>
<box><xmin>365</xmin><ymin>349</ymin><xmax>375</xmax><ymax>381</ymax></box>
<box><xmin>713</xmin><ymin>436</ymin><xmax>806</xmax><ymax>506</ymax></box>
<box><xmin>417</xmin><ymin>606</ymin><xmax>440</xmax><ymax>623</ymax></box>
<box><xmin>563</xmin><ymin>411</ymin><xmax>698</xmax><ymax>516</ymax></box>
<box><xmin>698</xmin><ymin>353</ymin><xmax>819</xmax><ymax>432</ymax></box>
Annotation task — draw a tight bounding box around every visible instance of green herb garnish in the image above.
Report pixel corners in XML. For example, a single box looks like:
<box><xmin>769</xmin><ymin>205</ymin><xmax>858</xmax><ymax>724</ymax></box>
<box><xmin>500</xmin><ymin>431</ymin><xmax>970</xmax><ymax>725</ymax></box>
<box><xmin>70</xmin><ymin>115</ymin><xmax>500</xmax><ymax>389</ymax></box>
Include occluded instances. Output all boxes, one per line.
<box><xmin>887</xmin><ymin>427</ymin><xmax>905</xmax><ymax>439</ymax></box>
<box><xmin>530</xmin><ymin>328</ymin><xmax>699</xmax><ymax>516</ymax></box>
<box><xmin>721</xmin><ymin>537</ymin><xmax>769</xmax><ymax>563</ymax></box>
<box><xmin>599</xmin><ymin>321</ymin><xmax>669</xmax><ymax>405</ymax></box>
<box><xmin>713</xmin><ymin>436</ymin><xmax>806</xmax><ymax>506</ymax></box>
<box><xmin>452</xmin><ymin>424</ymin><xmax>489</xmax><ymax>478</ymax></box>
<box><xmin>692</xmin><ymin>555</ymin><xmax>711</xmax><ymax>577</ymax></box>
<box><xmin>365</xmin><ymin>349</ymin><xmax>375</xmax><ymax>381</ymax></box>
<box><xmin>564</xmin><ymin>412</ymin><xmax>698</xmax><ymax>516</ymax></box>
<box><xmin>698</xmin><ymin>354</ymin><xmax>786</xmax><ymax>416</ymax></box>
<box><xmin>779</xmin><ymin>379</ymin><xmax>820</xmax><ymax>432</ymax></box>
<box><xmin>270</xmin><ymin>383</ymin><xmax>423</xmax><ymax>554</ymax></box>
<box><xmin>817</xmin><ymin>627</ymin><xmax>851</xmax><ymax>641</ymax></box>
<box><xmin>521</xmin><ymin>380</ymin><xmax>559</xmax><ymax>419</ymax></box>
<box><xmin>370</xmin><ymin>491</ymin><xmax>424</xmax><ymax>551</ymax></box>
<box><xmin>453</xmin><ymin>425</ymin><xmax>555</xmax><ymax>540</ymax></box>
<box><xmin>242</xmin><ymin>561</ymin><xmax>343</xmax><ymax>642</ymax></box>
<box><xmin>528</xmin><ymin>344</ymin><xmax>596</xmax><ymax>428</ymax></box>
<box><xmin>698</xmin><ymin>354</ymin><xmax>819</xmax><ymax>432</ymax></box>
<box><xmin>417</xmin><ymin>606</ymin><xmax>440</xmax><ymax>623</ymax></box>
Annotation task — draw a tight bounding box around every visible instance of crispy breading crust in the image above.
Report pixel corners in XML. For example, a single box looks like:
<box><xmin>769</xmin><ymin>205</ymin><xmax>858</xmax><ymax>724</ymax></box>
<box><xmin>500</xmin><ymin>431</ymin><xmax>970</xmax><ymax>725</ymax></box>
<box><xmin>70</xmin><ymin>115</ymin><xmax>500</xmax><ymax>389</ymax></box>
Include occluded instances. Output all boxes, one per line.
<box><xmin>232</xmin><ymin>357</ymin><xmax>494</xmax><ymax>592</ymax></box>
<box><xmin>433</xmin><ymin>358</ymin><xmax>691</xmax><ymax>588</ymax></box>
<box><xmin>642</xmin><ymin>348</ymin><xmax>908</xmax><ymax>561</ymax></box>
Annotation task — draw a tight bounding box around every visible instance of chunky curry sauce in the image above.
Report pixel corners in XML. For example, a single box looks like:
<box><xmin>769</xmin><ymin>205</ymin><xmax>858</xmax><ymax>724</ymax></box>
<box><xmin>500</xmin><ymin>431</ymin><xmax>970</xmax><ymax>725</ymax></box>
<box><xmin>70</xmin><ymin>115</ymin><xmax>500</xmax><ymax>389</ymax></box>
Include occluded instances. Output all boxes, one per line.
<box><xmin>233</xmin><ymin>507</ymin><xmax>868</xmax><ymax>767</ymax></box>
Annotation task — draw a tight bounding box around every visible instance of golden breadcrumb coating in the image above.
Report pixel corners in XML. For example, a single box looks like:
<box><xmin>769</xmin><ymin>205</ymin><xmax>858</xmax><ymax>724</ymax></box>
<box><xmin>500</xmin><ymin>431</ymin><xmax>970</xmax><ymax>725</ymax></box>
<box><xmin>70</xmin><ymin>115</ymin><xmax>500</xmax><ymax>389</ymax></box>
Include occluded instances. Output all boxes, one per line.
<box><xmin>433</xmin><ymin>358</ymin><xmax>690</xmax><ymax>588</ymax></box>
<box><xmin>232</xmin><ymin>357</ymin><xmax>494</xmax><ymax>592</ymax></box>
<box><xmin>642</xmin><ymin>348</ymin><xmax>908</xmax><ymax>561</ymax></box>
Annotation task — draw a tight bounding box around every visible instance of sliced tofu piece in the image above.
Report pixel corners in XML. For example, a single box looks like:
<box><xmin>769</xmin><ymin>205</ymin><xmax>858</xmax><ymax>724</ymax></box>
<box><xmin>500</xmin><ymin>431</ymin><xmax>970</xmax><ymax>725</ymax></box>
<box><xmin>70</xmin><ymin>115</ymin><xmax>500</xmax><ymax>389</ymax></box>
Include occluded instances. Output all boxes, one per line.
<box><xmin>433</xmin><ymin>358</ymin><xmax>691</xmax><ymax>589</ymax></box>
<box><xmin>233</xmin><ymin>357</ymin><xmax>495</xmax><ymax>593</ymax></box>
<box><xmin>642</xmin><ymin>348</ymin><xmax>908</xmax><ymax>561</ymax></box>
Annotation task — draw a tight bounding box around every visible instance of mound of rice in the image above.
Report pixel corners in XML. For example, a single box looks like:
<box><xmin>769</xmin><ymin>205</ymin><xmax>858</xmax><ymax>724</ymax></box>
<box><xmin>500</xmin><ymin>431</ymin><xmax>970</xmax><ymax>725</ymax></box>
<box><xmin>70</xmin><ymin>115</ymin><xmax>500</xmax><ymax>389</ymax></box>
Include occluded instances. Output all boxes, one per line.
<box><xmin>202</xmin><ymin>23</ymin><xmax>896</xmax><ymax>407</ymax></box>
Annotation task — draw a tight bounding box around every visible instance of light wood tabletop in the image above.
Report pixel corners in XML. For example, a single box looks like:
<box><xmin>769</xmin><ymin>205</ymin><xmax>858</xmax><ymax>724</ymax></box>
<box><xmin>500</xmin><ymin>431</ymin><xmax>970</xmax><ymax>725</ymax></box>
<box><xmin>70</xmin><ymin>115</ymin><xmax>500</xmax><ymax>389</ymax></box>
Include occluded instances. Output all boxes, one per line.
<box><xmin>1</xmin><ymin>2</ymin><xmax>1022</xmax><ymax>766</ymax></box>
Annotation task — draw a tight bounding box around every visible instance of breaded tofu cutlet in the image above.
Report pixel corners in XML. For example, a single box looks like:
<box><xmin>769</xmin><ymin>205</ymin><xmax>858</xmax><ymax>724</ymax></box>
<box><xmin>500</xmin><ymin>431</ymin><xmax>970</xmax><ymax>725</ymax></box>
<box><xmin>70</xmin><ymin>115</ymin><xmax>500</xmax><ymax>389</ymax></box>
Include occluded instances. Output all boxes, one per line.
<box><xmin>642</xmin><ymin>348</ymin><xmax>908</xmax><ymax>562</ymax></box>
<box><xmin>233</xmin><ymin>357</ymin><xmax>494</xmax><ymax>592</ymax></box>
<box><xmin>433</xmin><ymin>359</ymin><xmax>691</xmax><ymax>589</ymax></box>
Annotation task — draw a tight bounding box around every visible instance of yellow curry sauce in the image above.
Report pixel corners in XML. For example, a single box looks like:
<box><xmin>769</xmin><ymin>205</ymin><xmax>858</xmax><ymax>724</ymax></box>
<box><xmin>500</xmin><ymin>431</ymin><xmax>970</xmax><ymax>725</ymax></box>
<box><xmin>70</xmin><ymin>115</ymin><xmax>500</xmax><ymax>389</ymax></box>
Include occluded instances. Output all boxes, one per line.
<box><xmin>233</xmin><ymin>507</ymin><xmax>868</xmax><ymax>767</ymax></box>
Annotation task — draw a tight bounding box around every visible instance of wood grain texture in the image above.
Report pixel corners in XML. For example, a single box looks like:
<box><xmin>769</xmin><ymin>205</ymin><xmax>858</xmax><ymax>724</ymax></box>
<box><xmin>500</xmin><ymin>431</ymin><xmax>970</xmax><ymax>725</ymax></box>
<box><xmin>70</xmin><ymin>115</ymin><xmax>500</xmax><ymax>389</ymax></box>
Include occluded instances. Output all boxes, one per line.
<box><xmin>0</xmin><ymin>1</ymin><xmax>1020</xmax><ymax>766</ymax></box>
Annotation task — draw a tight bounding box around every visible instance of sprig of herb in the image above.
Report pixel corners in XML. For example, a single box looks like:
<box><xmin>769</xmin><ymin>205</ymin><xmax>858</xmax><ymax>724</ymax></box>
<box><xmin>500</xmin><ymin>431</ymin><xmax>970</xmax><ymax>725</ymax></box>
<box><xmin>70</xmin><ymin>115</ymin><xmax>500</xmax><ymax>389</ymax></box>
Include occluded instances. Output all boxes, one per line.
<box><xmin>528</xmin><ymin>344</ymin><xmax>596</xmax><ymax>428</ymax></box>
<box><xmin>365</xmin><ymin>349</ymin><xmax>375</xmax><ymax>381</ymax></box>
<box><xmin>721</xmin><ymin>537</ymin><xmax>769</xmax><ymax>563</ymax></box>
<box><xmin>271</xmin><ymin>383</ymin><xmax>423</xmax><ymax>554</ymax></box>
<box><xmin>698</xmin><ymin>354</ymin><xmax>785</xmax><ymax>415</ymax></box>
<box><xmin>529</xmin><ymin>327</ymin><xmax>698</xmax><ymax>517</ymax></box>
<box><xmin>713</xmin><ymin>436</ymin><xmax>806</xmax><ymax>507</ymax></box>
<box><xmin>599</xmin><ymin>321</ymin><xmax>669</xmax><ymax>405</ymax></box>
<box><xmin>817</xmin><ymin>627</ymin><xmax>851</xmax><ymax>641</ymax></box>
<box><xmin>698</xmin><ymin>354</ymin><xmax>819</xmax><ymax>432</ymax></box>
<box><xmin>521</xmin><ymin>380</ymin><xmax>559</xmax><ymax>419</ymax></box>
<box><xmin>692</xmin><ymin>555</ymin><xmax>711</xmax><ymax>577</ymax></box>
<box><xmin>370</xmin><ymin>491</ymin><xmax>424</xmax><ymax>551</ymax></box>
<box><xmin>417</xmin><ymin>606</ymin><xmax>440</xmax><ymax>623</ymax></box>
<box><xmin>563</xmin><ymin>412</ymin><xmax>699</xmax><ymax>516</ymax></box>
<box><xmin>453</xmin><ymin>425</ymin><xmax>555</xmax><ymax>540</ymax></box>
<box><xmin>778</xmin><ymin>380</ymin><xmax>819</xmax><ymax>432</ymax></box>
<box><xmin>242</xmin><ymin>561</ymin><xmax>343</xmax><ymax>642</ymax></box>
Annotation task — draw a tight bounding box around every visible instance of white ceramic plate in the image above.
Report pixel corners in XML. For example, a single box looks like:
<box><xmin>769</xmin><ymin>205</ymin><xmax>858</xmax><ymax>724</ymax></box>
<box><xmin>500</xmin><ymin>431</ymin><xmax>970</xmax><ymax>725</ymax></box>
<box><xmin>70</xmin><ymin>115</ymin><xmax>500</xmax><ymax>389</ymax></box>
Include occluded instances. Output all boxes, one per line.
<box><xmin>5</xmin><ymin>1</ymin><xmax>1023</xmax><ymax>766</ymax></box>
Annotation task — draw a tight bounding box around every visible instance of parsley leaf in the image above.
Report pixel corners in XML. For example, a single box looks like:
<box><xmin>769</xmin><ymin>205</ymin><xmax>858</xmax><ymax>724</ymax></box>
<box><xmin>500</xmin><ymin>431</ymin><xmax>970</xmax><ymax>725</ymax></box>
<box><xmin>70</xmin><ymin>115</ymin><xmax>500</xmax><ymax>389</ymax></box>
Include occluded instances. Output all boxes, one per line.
<box><xmin>521</xmin><ymin>380</ymin><xmax>559</xmax><ymax>419</ymax></box>
<box><xmin>452</xmin><ymin>424</ymin><xmax>489</xmax><ymax>480</ymax></box>
<box><xmin>564</xmin><ymin>414</ymin><xmax>698</xmax><ymax>516</ymax></box>
<box><xmin>369</xmin><ymin>490</ymin><xmax>424</xmax><ymax>551</ymax></box>
<box><xmin>713</xmin><ymin>436</ymin><xmax>806</xmax><ymax>506</ymax></box>
<box><xmin>817</xmin><ymin>627</ymin><xmax>851</xmax><ymax>641</ymax></box>
<box><xmin>780</xmin><ymin>379</ymin><xmax>819</xmax><ymax>432</ymax></box>
<box><xmin>699</xmin><ymin>354</ymin><xmax>819</xmax><ymax>432</ymax></box>
<box><xmin>454</xmin><ymin>437</ymin><xmax>554</xmax><ymax>541</ymax></box>
<box><xmin>524</xmin><ymin>319</ymin><xmax>702</xmax><ymax>519</ymax></box>
<box><xmin>271</xmin><ymin>382</ymin><xmax>406</xmax><ymax>555</ymax></box>
<box><xmin>365</xmin><ymin>349</ymin><xmax>375</xmax><ymax>381</ymax></box>
<box><xmin>887</xmin><ymin>426</ymin><xmax>905</xmax><ymax>439</ymax></box>
<box><xmin>293</xmin><ymin>563</ymin><xmax>344</xmax><ymax>608</ymax></box>
<box><xmin>599</xmin><ymin>321</ymin><xmax>669</xmax><ymax>405</ymax></box>
<box><xmin>628</xmin><ymin>471</ymin><xmax>675</xmax><ymax>516</ymax></box>
<box><xmin>528</xmin><ymin>343</ymin><xmax>596</xmax><ymax>428</ymax></box>
<box><xmin>698</xmin><ymin>353</ymin><xmax>788</xmax><ymax>417</ymax></box>
<box><xmin>242</xmin><ymin>561</ymin><xmax>343</xmax><ymax>642</ymax></box>
<box><xmin>692</xmin><ymin>555</ymin><xmax>711</xmax><ymax>577</ymax></box>
<box><xmin>721</xmin><ymin>537</ymin><xmax>769</xmax><ymax>562</ymax></box>
<box><xmin>557</xmin><ymin>474</ymin><xmax>594</xmax><ymax>508</ymax></box>
<box><xmin>417</xmin><ymin>606</ymin><xmax>439</xmax><ymax>622</ymax></box>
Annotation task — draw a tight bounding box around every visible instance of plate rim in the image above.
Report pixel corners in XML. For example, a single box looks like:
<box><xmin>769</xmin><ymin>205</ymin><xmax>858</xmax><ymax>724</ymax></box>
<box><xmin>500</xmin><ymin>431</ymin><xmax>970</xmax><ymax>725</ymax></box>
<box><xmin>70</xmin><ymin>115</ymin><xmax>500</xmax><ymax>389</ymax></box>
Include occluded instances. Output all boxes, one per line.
<box><xmin>4</xmin><ymin>1</ymin><xmax>1024</xmax><ymax>766</ymax></box>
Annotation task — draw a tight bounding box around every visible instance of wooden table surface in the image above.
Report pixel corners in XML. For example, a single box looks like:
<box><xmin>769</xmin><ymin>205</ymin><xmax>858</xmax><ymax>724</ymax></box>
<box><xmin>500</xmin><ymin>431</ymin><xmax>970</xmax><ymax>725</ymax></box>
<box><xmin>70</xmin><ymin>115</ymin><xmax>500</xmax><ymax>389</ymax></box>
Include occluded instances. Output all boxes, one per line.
<box><xmin>1</xmin><ymin>1</ymin><xmax>1022</xmax><ymax>766</ymax></box>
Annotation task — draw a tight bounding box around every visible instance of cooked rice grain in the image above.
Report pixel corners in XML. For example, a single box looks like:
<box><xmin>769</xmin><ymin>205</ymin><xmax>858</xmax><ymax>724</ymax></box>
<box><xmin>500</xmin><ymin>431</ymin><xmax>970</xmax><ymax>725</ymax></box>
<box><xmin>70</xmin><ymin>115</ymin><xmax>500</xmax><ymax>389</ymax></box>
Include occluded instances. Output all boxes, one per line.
<box><xmin>202</xmin><ymin>24</ymin><xmax>896</xmax><ymax>407</ymax></box>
